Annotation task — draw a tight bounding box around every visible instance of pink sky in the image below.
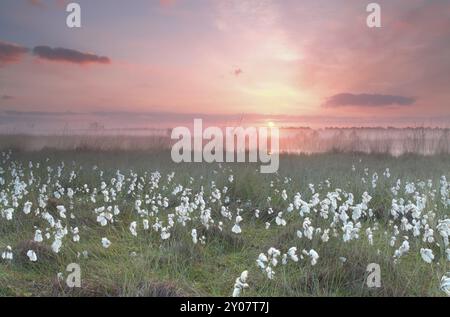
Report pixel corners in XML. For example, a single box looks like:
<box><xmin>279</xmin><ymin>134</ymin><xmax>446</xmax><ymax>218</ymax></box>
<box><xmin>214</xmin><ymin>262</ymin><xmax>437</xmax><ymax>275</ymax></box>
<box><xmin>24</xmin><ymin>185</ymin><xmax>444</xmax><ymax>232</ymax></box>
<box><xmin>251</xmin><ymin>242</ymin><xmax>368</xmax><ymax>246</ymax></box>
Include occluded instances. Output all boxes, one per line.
<box><xmin>0</xmin><ymin>0</ymin><xmax>449</xmax><ymax>131</ymax></box>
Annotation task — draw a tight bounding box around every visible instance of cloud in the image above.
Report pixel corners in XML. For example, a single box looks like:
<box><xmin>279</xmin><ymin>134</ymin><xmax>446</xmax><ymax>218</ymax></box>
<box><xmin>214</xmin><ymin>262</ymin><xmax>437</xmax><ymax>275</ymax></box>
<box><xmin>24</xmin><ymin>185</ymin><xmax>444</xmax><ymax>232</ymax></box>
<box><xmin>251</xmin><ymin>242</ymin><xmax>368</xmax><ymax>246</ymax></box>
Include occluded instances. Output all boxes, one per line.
<box><xmin>27</xmin><ymin>0</ymin><xmax>44</xmax><ymax>7</ymax></box>
<box><xmin>32</xmin><ymin>46</ymin><xmax>111</xmax><ymax>65</ymax></box>
<box><xmin>324</xmin><ymin>93</ymin><xmax>416</xmax><ymax>108</ymax></box>
<box><xmin>160</xmin><ymin>0</ymin><xmax>176</xmax><ymax>7</ymax></box>
<box><xmin>4</xmin><ymin>111</ymin><xmax>79</xmax><ymax>116</ymax></box>
<box><xmin>0</xmin><ymin>41</ymin><xmax>29</xmax><ymax>65</ymax></box>
<box><xmin>27</xmin><ymin>0</ymin><xmax>70</xmax><ymax>8</ymax></box>
<box><xmin>1</xmin><ymin>41</ymin><xmax>111</xmax><ymax>66</ymax></box>
<box><xmin>1</xmin><ymin>95</ymin><xmax>14</xmax><ymax>100</ymax></box>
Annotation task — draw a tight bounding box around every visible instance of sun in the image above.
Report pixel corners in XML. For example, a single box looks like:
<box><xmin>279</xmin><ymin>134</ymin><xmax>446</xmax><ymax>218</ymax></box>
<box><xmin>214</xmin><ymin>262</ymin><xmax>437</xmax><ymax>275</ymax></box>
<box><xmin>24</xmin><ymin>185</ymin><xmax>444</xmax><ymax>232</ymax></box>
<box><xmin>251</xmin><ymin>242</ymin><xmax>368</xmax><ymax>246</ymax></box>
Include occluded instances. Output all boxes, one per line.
<box><xmin>267</xmin><ymin>121</ymin><xmax>276</xmax><ymax>128</ymax></box>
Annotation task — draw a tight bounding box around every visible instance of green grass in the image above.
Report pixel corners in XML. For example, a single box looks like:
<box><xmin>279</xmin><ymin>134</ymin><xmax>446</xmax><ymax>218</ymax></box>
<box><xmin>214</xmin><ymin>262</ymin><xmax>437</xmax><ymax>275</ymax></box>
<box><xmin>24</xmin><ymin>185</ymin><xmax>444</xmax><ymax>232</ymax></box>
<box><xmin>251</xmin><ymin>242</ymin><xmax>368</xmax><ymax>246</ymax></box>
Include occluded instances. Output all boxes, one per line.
<box><xmin>0</xmin><ymin>149</ymin><xmax>449</xmax><ymax>297</ymax></box>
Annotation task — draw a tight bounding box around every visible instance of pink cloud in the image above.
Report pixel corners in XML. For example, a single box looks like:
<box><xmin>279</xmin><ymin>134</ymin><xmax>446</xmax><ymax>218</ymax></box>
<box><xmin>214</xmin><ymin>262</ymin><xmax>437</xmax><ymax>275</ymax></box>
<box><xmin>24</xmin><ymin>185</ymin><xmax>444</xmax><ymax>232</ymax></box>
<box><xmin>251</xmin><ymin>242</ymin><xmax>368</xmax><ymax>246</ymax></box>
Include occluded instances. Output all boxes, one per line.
<box><xmin>160</xmin><ymin>0</ymin><xmax>176</xmax><ymax>8</ymax></box>
<box><xmin>27</xmin><ymin>0</ymin><xmax>45</xmax><ymax>8</ymax></box>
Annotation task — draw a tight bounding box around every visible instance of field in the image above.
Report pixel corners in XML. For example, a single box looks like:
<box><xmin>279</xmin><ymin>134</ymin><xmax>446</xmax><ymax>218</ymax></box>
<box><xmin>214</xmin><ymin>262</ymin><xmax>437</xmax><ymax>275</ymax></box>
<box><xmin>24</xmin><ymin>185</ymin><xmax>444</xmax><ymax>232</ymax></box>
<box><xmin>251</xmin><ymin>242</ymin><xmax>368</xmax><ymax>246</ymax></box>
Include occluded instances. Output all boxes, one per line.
<box><xmin>1</xmin><ymin>148</ymin><xmax>449</xmax><ymax>297</ymax></box>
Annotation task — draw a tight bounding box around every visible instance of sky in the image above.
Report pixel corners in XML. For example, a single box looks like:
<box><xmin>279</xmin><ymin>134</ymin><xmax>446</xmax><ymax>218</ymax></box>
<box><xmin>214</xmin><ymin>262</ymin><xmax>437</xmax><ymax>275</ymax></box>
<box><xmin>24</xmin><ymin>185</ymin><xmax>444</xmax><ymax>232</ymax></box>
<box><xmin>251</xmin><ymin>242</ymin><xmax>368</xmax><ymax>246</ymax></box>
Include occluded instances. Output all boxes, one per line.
<box><xmin>0</xmin><ymin>0</ymin><xmax>449</xmax><ymax>132</ymax></box>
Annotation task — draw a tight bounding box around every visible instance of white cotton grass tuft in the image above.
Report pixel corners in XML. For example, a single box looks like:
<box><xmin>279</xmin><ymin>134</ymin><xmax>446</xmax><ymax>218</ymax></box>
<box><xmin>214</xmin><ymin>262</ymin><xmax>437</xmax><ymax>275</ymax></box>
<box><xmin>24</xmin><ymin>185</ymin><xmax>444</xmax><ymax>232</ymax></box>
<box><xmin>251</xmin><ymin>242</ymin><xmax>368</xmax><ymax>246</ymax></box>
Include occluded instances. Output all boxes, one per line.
<box><xmin>256</xmin><ymin>246</ymin><xmax>302</xmax><ymax>279</ymax></box>
<box><xmin>27</xmin><ymin>250</ymin><xmax>37</xmax><ymax>262</ymax></box>
<box><xmin>394</xmin><ymin>240</ymin><xmax>410</xmax><ymax>259</ymax></box>
<box><xmin>1</xmin><ymin>246</ymin><xmax>13</xmax><ymax>260</ymax></box>
<box><xmin>2</xmin><ymin>155</ymin><xmax>450</xmax><ymax>296</ymax></box>
<box><xmin>265</xmin><ymin>266</ymin><xmax>275</xmax><ymax>280</ymax></box>
<box><xmin>232</xmin><ymin>215</ymin><xmax>243</xmax><ymax>234</ymax></box>
<box><xmin>129</xmin><ymin>221</ymin><xmax>137</xmax><ymax>237</ymax></box>
<box><xmin>34</xmin><ymin>229</ymin><xmax>43</xmax><ymax>242</ymax></box>
<box><xmin>420</xmin><ymin>248</ymin><xmax>434</xmax><ymax>264</ymax></box>
<box><xmin>287</xmin><ymin>247</ymin><xmax>299</xmax><ymax>262</ymax></box>
<box><xmin>231</xmin><ymin>224</ymin><xmax>241</xmax><ymax>234</ymax></box>
<box><xmin>102</xmin><ymin>237</ymin><xmax>111</xmax><ymax>248</ymax></box>
<box><xmin>257</xmin><ymin>248</ymin><xmax>282</xmax><ymax>279</ymax></box>
<box><xmin>56</xmin><ymin>205</ymin><xmax>67</xmax><ymax>219</ymax></box>
<box><xmin>51</xmin><ymin>238</ymin><xmax>62</xmax><ymax>254</ymax></box>
<box><xmin>232</xmin><ymin>270</ymin><xmax>249</xmax><ymax>297</ymax></box>
<box><xmin>441</xmin><ymin>273</ymin><xmax>450</xmax><ymax>296</ymax></box>
<box><xmin>160</xmin><ymin>227</ymin><xmax>171</xmax><ymax>240</ymax></box>
<box><xmin>2</xmin><ymin>208</ymin><xmax>14</xmax><ymax>221</ymax></box>
<box><xmin>191</xmin><ymin>229</ymin><xmax>198</xmax><ymax>244</ymax></box>
<box><xmin>23</xmin><ymin>201</ymin><xmax>32</xmax><ymax>215</ymax></box>
<box><xmin>275</xmin><ymin>212</ymin><xmax>286</xmax><ymax>226</ymax></box>
<box><xmin>302</xmin><ymin>249</ymin><xmax>319</xmax><ymax>266</ymax></box>
<box><xmin>256</xmin><ymin>253</ymin><xmax>268</xmax><ymax>270</ymax></box>
<box><xmin>72</xmin><ymin>227</ymin><xmax>80</xmax><ymax>242</ymax></box>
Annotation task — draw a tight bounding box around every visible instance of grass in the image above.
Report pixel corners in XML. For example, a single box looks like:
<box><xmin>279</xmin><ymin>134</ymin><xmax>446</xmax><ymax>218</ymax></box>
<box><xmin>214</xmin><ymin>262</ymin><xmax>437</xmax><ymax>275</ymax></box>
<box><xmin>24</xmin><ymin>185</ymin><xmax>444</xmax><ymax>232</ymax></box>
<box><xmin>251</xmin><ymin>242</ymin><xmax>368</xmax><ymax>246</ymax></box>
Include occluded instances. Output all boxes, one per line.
<box><xmin>0</xmin><ymin>149</ymin><xmax>449</xmax><ymax>297</ymax></box>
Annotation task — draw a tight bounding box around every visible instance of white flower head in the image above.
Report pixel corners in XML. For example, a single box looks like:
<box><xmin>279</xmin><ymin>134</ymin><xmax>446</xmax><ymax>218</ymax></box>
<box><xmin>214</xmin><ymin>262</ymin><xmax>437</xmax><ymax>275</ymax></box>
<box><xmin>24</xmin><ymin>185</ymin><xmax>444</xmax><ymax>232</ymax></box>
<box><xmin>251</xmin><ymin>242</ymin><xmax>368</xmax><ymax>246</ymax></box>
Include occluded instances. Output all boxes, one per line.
<box><xmin>102</xmin><ymin>237</ymin><xmax>111</xmax><ymax>248</ymax></box>
<box><xmin>23</xmin><ymin>201</ymin><xmax>32</xmax><ymax>215</ymax></box>
<box><xmin>265</xmin><ymin>266</ymin><xmax>275</xmax><ymax>279</ymax></box>
<box><xmin>1</xmin><ymin>246</ymin><xmax>13</xmax><ymax>260</ymax></box>
<box><xmin>56</xmin><ymin>205</ymin><xmax>67</xmax><ymax>219</ymax></box>
<box><xmin>27</xmin><ymin>250</ymin><xmax>37</xmax><ymax>262</ymax></box>
<box><xmin>191</xmin><ymin>229</ymin><xmax>198</xmax><ymax>244</ymax></box>
<box><xmin>420</xmin><ymin>248</ymin><xmax>434</xmax><ymax>264</ymax></box>
<box><xmin>441</xmin><ymin>273</ymin><xmax>450</xmax><ymax>296</ymax></box>
<box><xmin>129</xmin><ymin>221</ymin><xmax>137</xmax><ymax>237</ymax></box>
<box><xmin>287</xmin><ymin>247</ymin><xmax>299</xmax><ymax>262</ymax></box>
<box><xmin>51</xmin><ymin>238</ymin><xmax>62</xmax><ymax>253</ymax></box>
<box><xmin>303</xmin><ymin>249</ymin><xmax>319</xmax><ymax>266</ymax></box>
<box><xmin>34</xmin><ymin>229</ymin><xmax>43</xmax><ymax>243</ymax></box>
<box><xmin>232</xmin><ymin>270</ymin><xmax>249</xmax><ymax>297</ymax></box>
<box><xmin>160</xmin><ymin>228</ymin><xmax>171</xmax><ymax>240</ymax></box>
<box><xmin>232</xmin><ymin>224</ymin><xmax>241</xmax><ymax>234</ymax></box>
<box><xmin>256</xmin><ymin>253</ymin><xmax>268</xmax><ymax>269</ymax></box>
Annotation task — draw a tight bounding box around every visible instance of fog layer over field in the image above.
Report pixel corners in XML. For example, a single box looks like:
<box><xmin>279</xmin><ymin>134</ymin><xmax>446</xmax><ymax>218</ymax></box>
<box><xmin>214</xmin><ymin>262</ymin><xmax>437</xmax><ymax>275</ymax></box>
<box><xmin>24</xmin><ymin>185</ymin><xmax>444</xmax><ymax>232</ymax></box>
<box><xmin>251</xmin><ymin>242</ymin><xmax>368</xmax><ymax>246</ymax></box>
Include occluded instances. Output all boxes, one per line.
<box><xmin>1</xmin><ymin>128</ymin><xmax>449</xmax><ymax>156</ymax></box>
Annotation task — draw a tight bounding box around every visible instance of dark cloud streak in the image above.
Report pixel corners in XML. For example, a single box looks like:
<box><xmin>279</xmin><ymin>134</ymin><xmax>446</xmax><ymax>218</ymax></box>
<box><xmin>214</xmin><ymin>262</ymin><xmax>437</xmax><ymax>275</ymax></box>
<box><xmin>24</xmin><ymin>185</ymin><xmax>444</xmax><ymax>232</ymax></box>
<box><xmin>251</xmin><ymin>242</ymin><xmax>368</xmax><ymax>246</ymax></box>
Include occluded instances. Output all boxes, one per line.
<box><xmin>1</xmin><ymin>40</ymin><xmax>111</xmax><ymax>66</ymax></box>
<box><xmin>324</xmin><ymin>93</ymin><xmax>416</xmax><ymax>108</ymax></box>
<box><xmin>32</xmin><ymin>46</ymin><xmax>111</xmax><ymax>65</ymax></box>
<box><xmin>0</xmin><ymin>41</ymin><xmax>29</xmax><ymax>65</ymax></box>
